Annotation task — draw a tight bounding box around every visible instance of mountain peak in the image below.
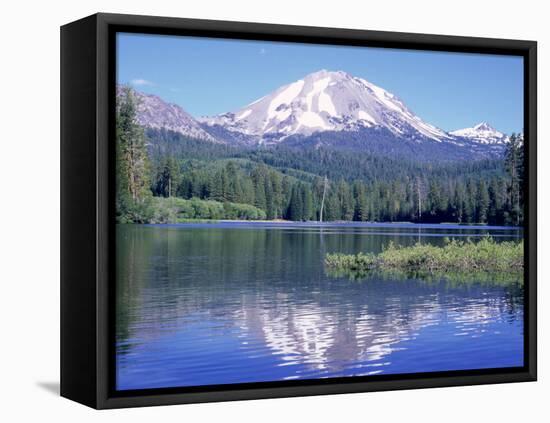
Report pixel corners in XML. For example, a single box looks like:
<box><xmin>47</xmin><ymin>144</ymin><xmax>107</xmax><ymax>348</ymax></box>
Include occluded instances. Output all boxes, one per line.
<box><xmin>304</xmin><ymin>69</ymin><xmax>349</xmax><ymax>80</ymax></box>
<box><xmin>450</xmin><ymin>122</ymin><xmax>507</xmax><ymax>145</ymax></box>
<box><xmin>201</xmin><ymin>69</ymin><xmax>449</xmax><ymax>142</ymax></box>
<box><xmin>473</xmin><ymin>122</ymin><xmax>495</xmax><ymax>131</ymax></box>
<box><xmin>117</xmin><ymin>85</ymin><xmax>219</xmax><ymax>143</ymax></box>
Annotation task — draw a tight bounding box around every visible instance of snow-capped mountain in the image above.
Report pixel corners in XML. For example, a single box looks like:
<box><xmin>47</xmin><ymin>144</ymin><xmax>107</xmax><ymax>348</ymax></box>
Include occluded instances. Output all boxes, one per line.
<box><xmin>117</xmin><ymin>86</ymin><xmax>219</xmax><ymax>143</ymax></box>
<box><xmin>200</xmin><ymin>69</ymin><xmax>451</xmax><ymax>144</ymax></box>
<box><xmin>119</xmin><ymin>72</ymin><xmax>512</xmax><ymax>161</ymax></box>
<box><xmin>450</xmin><ymin>122</ymin><xmax>508</xmax><ymax>145</ymax></box>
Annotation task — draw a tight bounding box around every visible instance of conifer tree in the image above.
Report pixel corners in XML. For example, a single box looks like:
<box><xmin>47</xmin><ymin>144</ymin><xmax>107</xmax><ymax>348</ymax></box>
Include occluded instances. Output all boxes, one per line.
<box><xmin>505</xmin><ymin>133</ymin><xmax>523</xmax><ymax>225</ymax></box>
<box><xmin>353</xmin><ymin>181</ymin><xmax>368</xmax><ymax>221</ymax></box>
<box><xmin>302</xmin><ymin>185</ymin><xmax>313</xmax><ymax>221</ymax></box>
<box><xmin>288</xmin><ymin>185</ymin><xmax>303</xmax><ymax>221</ymax></box>
<box><xmin>477</xmin><ymin>180</ymin><xmax>490</xmax><ymax>223</ymax></box>
<box><xmin>116</xmin><ymin>87</ymin><xmax>152</xmax><ymax>222</ymax></box>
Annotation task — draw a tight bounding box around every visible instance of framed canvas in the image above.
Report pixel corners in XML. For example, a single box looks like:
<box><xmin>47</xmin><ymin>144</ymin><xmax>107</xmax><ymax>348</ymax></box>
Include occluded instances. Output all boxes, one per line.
<box><xmin>60</xmin><ymin>13</ymin><xmax>537</xmax><ymax>409</ymax></box>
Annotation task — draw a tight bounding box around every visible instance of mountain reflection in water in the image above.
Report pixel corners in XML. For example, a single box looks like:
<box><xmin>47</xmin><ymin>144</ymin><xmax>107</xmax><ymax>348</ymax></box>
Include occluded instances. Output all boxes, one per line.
<box><xmin>116</xmin><ymin>223</ymin><xmax>524</xmax><ymax>390</ymax></box>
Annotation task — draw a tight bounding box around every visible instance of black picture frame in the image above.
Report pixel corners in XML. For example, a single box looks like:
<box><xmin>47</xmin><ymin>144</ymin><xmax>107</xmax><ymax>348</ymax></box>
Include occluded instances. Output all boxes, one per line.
<box><xmin>61</xmin><ymin>12</ymin><xmax>537</xmax><ymax>409</ymax></box>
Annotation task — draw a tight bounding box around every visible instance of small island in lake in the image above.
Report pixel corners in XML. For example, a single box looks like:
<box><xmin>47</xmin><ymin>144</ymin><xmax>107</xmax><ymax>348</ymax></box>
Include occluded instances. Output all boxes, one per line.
<box><xmin>325</xmin><ymin>237</ymin><xmax>524</xmax><ymax>283</ymax></box>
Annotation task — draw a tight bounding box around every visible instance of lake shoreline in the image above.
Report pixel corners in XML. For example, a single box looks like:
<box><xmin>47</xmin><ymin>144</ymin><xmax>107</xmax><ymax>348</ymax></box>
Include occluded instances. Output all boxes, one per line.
<box><xmin>127</xmin><ymin>220</ymin><xmax>523</xmax><ymax>231</ymax></box>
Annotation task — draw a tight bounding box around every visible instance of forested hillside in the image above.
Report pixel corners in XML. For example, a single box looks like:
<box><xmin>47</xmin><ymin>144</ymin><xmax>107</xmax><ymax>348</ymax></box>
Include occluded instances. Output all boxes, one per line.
<box><xmin>116</xmin><ymin>88</ymin><xmax>525</xmax><ymax>226</ymax></box>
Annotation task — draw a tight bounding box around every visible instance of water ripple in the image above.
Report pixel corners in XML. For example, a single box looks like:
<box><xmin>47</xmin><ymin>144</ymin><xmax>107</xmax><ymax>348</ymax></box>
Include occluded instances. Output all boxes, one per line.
<box><xmin>116</xmin><ymin>224</ymin><xmax>524</xmax><ymax>390</ymax></box>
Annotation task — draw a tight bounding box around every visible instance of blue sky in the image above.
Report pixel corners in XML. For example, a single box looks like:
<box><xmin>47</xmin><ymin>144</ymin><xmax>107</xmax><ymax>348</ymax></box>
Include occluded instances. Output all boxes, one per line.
<box><xmin>117</xmin><ymin>33</ymin><xmax>524</xmax><ymax>134</ymax></box>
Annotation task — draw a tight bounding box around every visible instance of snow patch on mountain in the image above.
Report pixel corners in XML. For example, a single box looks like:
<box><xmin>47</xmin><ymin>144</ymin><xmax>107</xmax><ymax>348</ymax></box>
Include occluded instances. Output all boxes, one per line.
<box><xmin>236</xmin><ymin>109</ymin><xmax>251</xmax><ymax>120</ymax></box>
<box><xmin>200</xmin><ymin>69</ymin><xmax>451</xmax><ymax>143</ymax></box>
<box><xmin>450</xmin><ymin>122</ymin><xmax>508</xmax><ymax>145</ymax></box>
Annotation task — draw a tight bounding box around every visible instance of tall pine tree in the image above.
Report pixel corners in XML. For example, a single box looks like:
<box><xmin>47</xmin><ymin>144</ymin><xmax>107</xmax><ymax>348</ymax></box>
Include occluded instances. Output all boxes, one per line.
<box><xmin>116</xmin><ymin>87</ymin><xmax>152</xmax><ymax>222</ymax></box>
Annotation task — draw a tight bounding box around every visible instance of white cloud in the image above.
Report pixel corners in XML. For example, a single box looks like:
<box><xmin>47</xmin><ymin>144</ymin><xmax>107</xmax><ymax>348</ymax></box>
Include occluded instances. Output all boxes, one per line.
<box><xmin>259</xmin><ymin>48</ymin><xmax>267</xmax><ymax>55</ymax></box>
<box><xmin>130</xmin><ymin>78</ymin><xmax>154</xmax><ymax>86</ymax></box>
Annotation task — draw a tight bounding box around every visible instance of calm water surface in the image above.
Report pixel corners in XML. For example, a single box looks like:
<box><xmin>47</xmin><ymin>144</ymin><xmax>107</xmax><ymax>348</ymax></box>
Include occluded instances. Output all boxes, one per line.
<box><xmin>116</xmin><ymin>223</ymin><xmax>524</xmax><ymax>390</ymax></box>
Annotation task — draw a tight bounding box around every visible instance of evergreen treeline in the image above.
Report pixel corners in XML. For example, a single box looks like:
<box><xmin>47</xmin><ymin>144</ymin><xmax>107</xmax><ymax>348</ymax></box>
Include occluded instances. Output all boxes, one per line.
<box><xmin>116</xmin><ymin>88</ymin><xmax>525</xmax><ymax>225</ymax></box>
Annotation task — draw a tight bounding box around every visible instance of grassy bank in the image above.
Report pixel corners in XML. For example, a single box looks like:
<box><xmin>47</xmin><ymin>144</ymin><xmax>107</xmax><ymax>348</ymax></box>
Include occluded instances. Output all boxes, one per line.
<box><xmin>325</xmin><ymin>237</ymin><xmax>523</xmax><ymax>283</ymax></box>
<box><xmin>135</xmin><ymin>197</ymin><xmax>267</xmax><ymax>224</ymax></box>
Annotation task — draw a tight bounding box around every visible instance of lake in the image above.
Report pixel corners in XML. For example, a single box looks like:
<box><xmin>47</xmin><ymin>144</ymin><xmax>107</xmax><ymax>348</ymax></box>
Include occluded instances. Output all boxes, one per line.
<box><xmin>115</xmin><ymin>222</ymin><xmax>524</xmax><ymax>390</ymax></box>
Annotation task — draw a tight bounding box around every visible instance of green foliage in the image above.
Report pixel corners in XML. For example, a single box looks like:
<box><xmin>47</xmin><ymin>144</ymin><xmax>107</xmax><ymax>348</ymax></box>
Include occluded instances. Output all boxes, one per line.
<box><xmin>505</xmin><ymin>133</ymin><xmax>524</xmax><ymax>226</ymax></box>
<box><xmin>223</xmin><ymin>201</ymin><xmax>267</xmax><ymax>220</ymax></box>
<box><xmin>352</xmin><ymin>180</ymin><xmax>368</xmax><ymax>221</ymax></box>
<box><xmin>152</xmin><ymin>155</ymin><xmax>180</xmax><ymax>198</ymax></box>
<box><xmin>325</xmin><ymin>267</ymin><xmax>523</xmax><ymax>286</ymax></box>
<box><xmin>477</xmin><ymin>180</ymin><xmax>490</xmax><ymax>224</ymax></box>
<box><xmin>149</xmin><ymin>197</ymin><xmax>266</xmax><ymax>223</ymax></box>
<box><xmin>379</xmin><ymin>237</ymin><xmax>523</xmax><ymax>272</ymax></box>
<box><xmin>116</xmin><ymin>87</ymin><xmax>153</xmax><ymax>223</ymax></box>
<box><xmin>115</xmin><ymin>121</ymin><xmax>525</xmax><ymax>224</ymax></box>
<box><xmin>325</xmin><ymin>237</ymin><xmax>524</xmax><ymax>279</ymax></box>
<box><xmin>324</xmin><ymin>252</ymin><xmax>378</xmax><ymax>271</ymax></box>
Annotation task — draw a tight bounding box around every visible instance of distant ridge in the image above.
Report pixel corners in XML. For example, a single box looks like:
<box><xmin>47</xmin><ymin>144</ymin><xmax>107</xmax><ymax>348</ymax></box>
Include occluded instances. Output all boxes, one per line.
<box><xmin>118</xmin><ymin>70</ymin><xmax>513</xmax><ymax>161</ymax></box>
